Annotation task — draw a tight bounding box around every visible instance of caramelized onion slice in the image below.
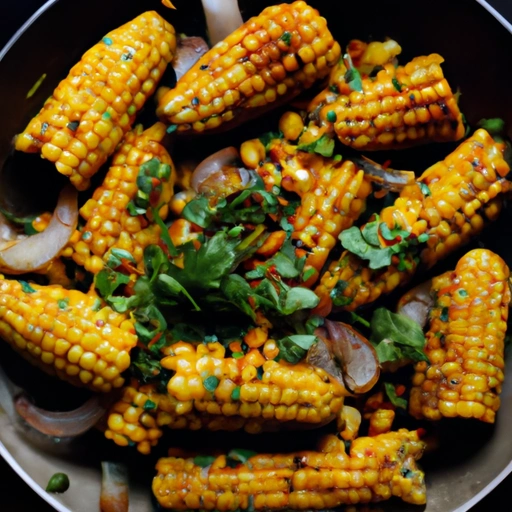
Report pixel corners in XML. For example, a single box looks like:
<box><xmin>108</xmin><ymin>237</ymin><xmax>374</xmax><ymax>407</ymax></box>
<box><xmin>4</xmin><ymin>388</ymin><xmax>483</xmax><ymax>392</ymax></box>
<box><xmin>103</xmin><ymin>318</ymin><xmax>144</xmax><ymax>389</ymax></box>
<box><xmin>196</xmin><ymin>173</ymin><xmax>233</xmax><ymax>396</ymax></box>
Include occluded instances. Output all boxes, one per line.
<box><xmin>201</xmin><ymin>0</ymin><xmax>244</xmax><ymax>45</ymax></box>
<box><xmin>100</xmin><ymin>462</ymin><xmax>129</xmax><ymax>512</ymax></box>
<box><xmin>306</xmin><ymin>335</ymin><xmax>345</xmax><ymax>389</ymax></box>
<box><xmin>14</xmin><ymin>394</ymin><xmax>106</xmax><ymax>438</ymax></box>
<box><xmin>397</xmin><ymin>279</ymin><xmax>433</xmax><ymax>329</ymax></box>
<box><xmin>173</xmin><ymin>36</ymin><xmax>209</xmax><ymax>80</ymax></box>
<box><xmin>0</xmin><ymin>185</ymin><xmax>77</xmax><ymax>273</ymax></box>
<box><xmin>324</xmin><ymin>320</ymin><xmax>380</xmax><ymax>394</ymax></box>
<box><xmin>354</xmin><ymin>156</ymin><xmax>415</xmax><ymax>192</ymax></box>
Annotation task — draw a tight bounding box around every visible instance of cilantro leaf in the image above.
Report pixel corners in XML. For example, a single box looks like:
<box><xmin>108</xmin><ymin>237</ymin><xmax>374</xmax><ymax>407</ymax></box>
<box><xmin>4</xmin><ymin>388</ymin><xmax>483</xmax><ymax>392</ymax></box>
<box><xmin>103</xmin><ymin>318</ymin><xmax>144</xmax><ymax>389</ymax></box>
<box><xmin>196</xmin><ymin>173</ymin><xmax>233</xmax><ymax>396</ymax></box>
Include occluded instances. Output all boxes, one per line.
<box><xmin>370</xmin><ymin>308</ymin><xmax>429</xmax><ymax>364</ymax></box>
<box><xmin>276</xmin><ymin>334</ymin><xmax>318</xmax><ymax>364</ymax></box>
<box><xmin>246</xmin><ymin>239</ymin><xmax>304</xmax><ymax>280</ymax></box>
<box><xmin>221</xmin><ymin>274</ymin><xmax>257</xmax><ymax>320</ymax></box>
<box><xmin>106</xmin><ymin>248</ymin><xmax>136</xmax><ymax>268</ymax></box>
<box><xmin>281</xmin><ymin>287</ymin><xmax>319</xmax><ymax>315</ymax></box>
<box><xmin>19</xmin><ymin>280</ymin><xmax>37</xmax><ymax>294</ymax></box>
<box><xmin>384</xmin><ymin>382</ymin><xmax>407</xmax><ymax>409</ymax></box>
<box><xmin>94</xmin><ymin>268</ymin><xmax>130</xmax><ymax>298</ymax></box>
<box><xmin>182</xmin><ymin>195</ymin><xmax>216</xmax><ymax>228</ymax></box>
<box><xmin>259</xmin><ymin>130</ymin><xmax>283</xmax><ymax>151</ymax></box>
<box><xmin>228</xmin><ymin>449</ymin><xmax>257</xmax><ymax>463</ymax></box>
<box><xmin>193</xmin><ymin>455</ymin><xmax>216</xmax><ymax>468</ymax></box>
<box><xmin>392</xmin><ymin>78</ymin><xmax>402</xmax><ymax>92</ymax></box>
<box><xmin>298</xmin><ymin>134</ymin><xmax>335</xmax><ymax>158</ymax></box>
<box><xmin>343</xmin><ymin>53</ymin><xmax>363</xmax><ymax>93</ymax></box>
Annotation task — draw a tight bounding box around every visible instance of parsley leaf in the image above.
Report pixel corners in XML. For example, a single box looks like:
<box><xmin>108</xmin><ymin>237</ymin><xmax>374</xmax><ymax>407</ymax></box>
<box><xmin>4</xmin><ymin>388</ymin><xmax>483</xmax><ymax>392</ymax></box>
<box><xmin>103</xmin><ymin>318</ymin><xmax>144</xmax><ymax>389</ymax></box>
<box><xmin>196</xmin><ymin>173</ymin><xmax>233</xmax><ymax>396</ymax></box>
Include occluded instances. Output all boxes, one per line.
<box><xmin>343</xmin><ymin>53</ymin><xmax>363</xmax><ymax>93</ymax></box>
<box><xmin>94</xmin><ymin>267</ymin><xmax>130</xmax><ymax>298</ymax></box>
<box><xmin>370</xmin><ymin>308</ymin><xmax>429</xmax><ymax>364</ymax></box>
<box><xmin>297</xmin><ymin>134</ymin><xmax>335</xmax><ymax>158</ymax></box>
<box><xmin>392</xmin><ymin>78</ymin><xmax>402</xmax><ymax>92</ymax></box>
<box><xmin>259</xmin><ymin>130</ymin><xmax>283</xmax><ymax>152</ymax></box>
<box><xmin>228</xmin><ymin>449</ymin><xmax>257</xmax><ymax>463</ymax></box>
<box><xmin>276</xmin><ymin>334</ymin><xmax>317</xmax><ymax>364</ymax></box>
<box><xmin>384</xmin><ymin>382</ymin><xmax>407</xmax><ymax>409</ymax></box>
<box><xmin>194</xmin><ymin>455</ymin><xmax>216</xmax><ymax>468</ymax></box>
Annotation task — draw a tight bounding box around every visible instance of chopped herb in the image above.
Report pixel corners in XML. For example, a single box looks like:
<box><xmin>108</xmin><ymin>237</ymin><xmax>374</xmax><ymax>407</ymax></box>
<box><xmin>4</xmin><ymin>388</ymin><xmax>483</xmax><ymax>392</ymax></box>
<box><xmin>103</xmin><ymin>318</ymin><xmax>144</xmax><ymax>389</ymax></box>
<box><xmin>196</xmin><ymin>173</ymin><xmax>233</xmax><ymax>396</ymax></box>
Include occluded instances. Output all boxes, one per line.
<box><xmin>276</xmin><ymin>335</ymin><xmax>317</xmax><ymax>364</ymax></box>
<box><xmin>102</xmin><ymin>111</ymin><xmax>111</xmax><ymax>120</ymax></box>
<box><xmin>379</xmin><ymin>223</ymin><xmax>410</xmax><ymax>242</ymax></box>
<box><xmin>232</xmin><ymin>352</ymin><xmax>244</xmax><ymax>359</ymax></box>
<box><xmin>151</xmin><ymin>206</ymin><xmax>178</xmax><ymax>258</ymax></box>
<box><xmin>280</xmin><ymin>31</ymin><xmax>292</xmax><ymax>46</ymax></box>
<box><xmin>46</xmin><ymin>473</ymin><xmax>70</xmax><ymax>493</ymax></box>
<box><xmin>343</xmin><ymin>53</ymin><xmax>363</xmax><ymax>93</ymax></box>
<box><xmin>302</xmin><ymin>267</ymin><xmax>316</xmax><ymax>282</ymax></box>
<box><xmin>203</xmin><ymin>375</ymin><xmax>220</xmax><ymax>392</ymax></box>
<box><xmin>417</xmin><ymin>233</ymin><xmax>429</xmax><ymax>243</ymax></box>
<box><xmin>440</xmin><ymin>307</ymin><xmax>449</xmax><ymax>322</ymax></box>
<box><xmin>330</xmin><ymin>280</ymin><xmax>353</xmax><ymax>307</ymax></box>
<box><xmin>94</xmin><ymin>267</ymin><xmax>130</xmax><ymax>299</ymax></box>
<box><xmin>370</xmin><ymin>308</ymin><xmax>429</xmax><ymax>365</ymax></box>
<box><xmin>91</xmin><ymin>298</ymin><xmax>102</xmax><ymax>312</ymax></box>
<box><xmin>419</xmin><ymin>183</ymin><xmax>431</xmax><ymax>196</ymax></box>
<box><xmin>329</xmin><ymin>84</ymin><xmax>339</xmax><ymax>93</ymax></box>
<box><xmin>326</xmin><ymin>110</ymin><xmax>337</xmax><ymax>123</ymax></box>
<box><xmin>333</xmin><ymin>154</ymin><xmax>342</xmax><ymax>162</ymax></box>
<box><xmin>24</xmin><ymin>221</ymin><xmax>39</xmax><ymax>235</ymax></box>
<box><xmin>66</xmin><ymin>121</ymin><xmax>79</xmax><ymax>131</ymax></box>
<box><xmin>193</xmin><ymin>455</ymin><xmax>216</xmax><ymax>468</ymax></box>
<box><xmin>392</xmin><ymin>78</ymin><xmax>402</xmax><ymax>92</ymax></box>
<box><xmin>167</xmin><ymin>124</ymin><xmax>178</xmax><ymax>134</ymax></box>
<box><xmin>231</xmin><ymin>386</ymin><xmax>241</xmax><ymax>400</ymax></box>
<box><xmin>26</xmin><ymin>73</ymin><xmax>47</xmax><ymax>99</ymax></box>
<box><xmin>143</xmin><ymin>399</ymin><xmax>157</xmax><ymax>411</ymax></box>
<box><xmin>228</xmin><ymin>449</ymin><xmax>257</xmax><ymax>463</ymax></box>
<box><xmin>41</xmin><ymin>122</ymin><xmax>49</xmax><ymax>136</ymax></box>
<box><xmin>458</xmin><ymin>289</ymin><xmax>468</xmax><ymax>297</ymax></box>
<box><xmin>349</xmin><ymin>311</ymin><xmax>370</xmax><ymax>329</ymax></box>
<box><xmin>102</xmin><ymin>37</ymin><xmax>113</xmax><ymax>45</ymax></box>
<box><xmin>128</xmin><ymin>105</ymin><xmax>137</xmax><ymax>116</ymax></box>
<box><xmin>259</xmin><ymin>130</ymin><xmax>283</xmax><ymax>152</ymax></box>
<box><xmin>107</xmin><ymin>248</ymin><xmax>136</xmax><ymax>268</ymax></box>
<box><xmin>58</xmin><ymin>298</ymin><xmax>69</xmax><ymax>310</ymax></box>
<box><xmin>384</xmin><ymin>382</ymin><xmax>407</xmax><ymax>409</ymax></box>
<box><xmin>82</xmin><ymin>231</ymin><xmax>92</xmax><ymax>241</ymax></box>
<box><xmin>127</xmin><ymin>201</ymin><xmax>147</xmax><ymax>216</ymax></box>
<box><xmin>19</xmin><ymin>281</ymin><xmax>36</xmax><ymax>294</ymax></box>
<box><xmin>297</xmin><ymin>134</ymin><xmax>335</xmax><ymax>158</ymax></box>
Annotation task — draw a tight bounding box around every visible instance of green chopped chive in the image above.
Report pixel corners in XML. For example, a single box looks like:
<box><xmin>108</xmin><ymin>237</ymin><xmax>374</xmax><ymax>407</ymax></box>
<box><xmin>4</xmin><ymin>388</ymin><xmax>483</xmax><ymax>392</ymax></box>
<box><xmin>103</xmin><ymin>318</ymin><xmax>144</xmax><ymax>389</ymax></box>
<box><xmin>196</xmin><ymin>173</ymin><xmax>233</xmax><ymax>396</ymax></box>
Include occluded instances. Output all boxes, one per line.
<box><xmin>102</xmin><ymin>111</ymin><xmax>111</xmax><ymax>120</ymax></box>
<box><xmin>58</xmin><ymin>298</ymin><xmax>69</xmax><ymax>310</ymax></box>
<box><xmin>326</xmin><ymin>110</ymin><xmax>337</xmax><ymax>123</ymax></box>
<box><xmin>440</xmin><ymin>307</ymin><xmax>449</xmax><ymax>322</ymax></box>
<box><xmin>333</xmin><ymin>154</ymin><xmax>342</xmax><ymax>162</ymax></box>
<box><xmin>417</xmin><ymin>233</ymin><xmax>429</xmax><ymax>243</ymax></box>
<box><xmin>231</xmin><ymin>386</ymin><xmax>241</xmax><ymax>401</ymax></box>
<box><xmin>143</xmin><ymin>399</ymin><xmax>157</xmax><ymax>411</ymax></box>
<box><xmin>280</xmin><ymin>31</ymin><xmax>292</xmax><ymax>46</ymax></box>
<box><xmin>458</xmin><ymin>289</ymin><xmax>468</xmax><ymax>297</ymax></box>
<box><xmin>203</xmin><ymin>375</ymin><xmax>219</xmax><ymax>392</ymax></box>
<box><xmin>419</xmin><ymin>183</ymin><xmax>431</xmax><ymax>196</ymax></box>
<box><xmin>302</xmin><ymin>268</ymin><xmax>316</xmax><ymax>282</ymax></box>
<box><xmin>103</xmin><ymin>37</ymin><xmax>113</xmax><ymax>45</ymax></box>
<box><xmin>19</xmin><ymin>281</ymin><xmax>36</xmax><ymax>294</ymax></box>
<box><xmin>166</xmin><ymin>124</ymin><xmax>178</xmax><ymax>134</ymax></box>
<box><xmin>232</xmin><ymin>352</ymin><xmax>244</xmax><ymax>359</ymax></box>
<box><xmin>26</xmin><ymin>73</ymin><xmax>47</xmax><ymax>99</ymax></box>
<box><xmin>82</xmin><ymin>231</ymin><xmax>92</xmax><ymax>241</ymax></box>
<box><xmin>392</xmin><ymin>77</ymin><xmax>402</xmax><ymax>92</ymax></box>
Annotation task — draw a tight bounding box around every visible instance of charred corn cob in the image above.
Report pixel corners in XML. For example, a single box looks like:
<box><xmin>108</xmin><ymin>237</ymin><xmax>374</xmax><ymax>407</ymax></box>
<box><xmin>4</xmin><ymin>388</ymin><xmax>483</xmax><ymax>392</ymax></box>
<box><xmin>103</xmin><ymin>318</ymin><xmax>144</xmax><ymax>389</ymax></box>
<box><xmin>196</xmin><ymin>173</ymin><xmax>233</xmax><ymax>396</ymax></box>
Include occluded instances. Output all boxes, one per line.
<box><xmin>157</xmin><ymin>1</ymin><xmax>341</xmax><ymax>133</ymax></box>
<box><xmin>15</xmin><ymin>12</ymin><xmax>176</xmax><ymax>190</ymax></box>
<box><xmin>105</xmin><ymin>341</ymin><xmax>347</xmax><ymax>453</ymax></box>
<box><xmin>314</xmin><ymin>129</ymin><xmax>511</xmax><ymax>315</ymax></box>
<box><xmin>67</xmin><ymin>123</ymin><xmax>174</xmax><ymax>274</ymax></box>
<box><xmin>0</xmin><ymin>279</ymin><xmax>136</xmax><ymax>392</ymax></box>
<box><xmin>307</xmin><ymin>52</ymin><xmax>465</xmax><ymax>151</ymax></box>
<box><xmin>410</xmin><ymin>249</ymin><xmax>510</xmax><ymax>423</ymax></box>
<box><xmin>153</xmin><ymin>430</ymin><xmax>426</xmax><ymax>509</ymax></box>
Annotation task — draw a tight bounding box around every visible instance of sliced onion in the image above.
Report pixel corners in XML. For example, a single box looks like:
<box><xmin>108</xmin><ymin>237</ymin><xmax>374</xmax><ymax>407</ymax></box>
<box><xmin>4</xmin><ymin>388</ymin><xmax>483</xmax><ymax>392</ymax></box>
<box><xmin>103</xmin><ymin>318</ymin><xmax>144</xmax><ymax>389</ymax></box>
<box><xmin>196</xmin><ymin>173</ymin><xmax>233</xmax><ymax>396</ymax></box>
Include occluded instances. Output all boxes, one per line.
<box><xmin>0</xmin><ymin>185</ymin><xmax>77</xmax><ymax>273</ymax></box>
<box><xmin>201</xmin><ymin>0</ymin><xmax>244</xmax><ymax>46</ymax></box>
<box><xmin>14</xmin><ymin>394</ymin><xmax>106</xmax><ymax>438</ymax></box>
<box><xmin>100</xmin><ymin>462</ymin><xmax>129</xmax><ymax>512</ymax></box>
<box><xmin>174</xmin><ymin>36</ymin><xmax>209</xmax><ymax>80</ymax></box>
<box><xmin>306</xmin><ymin>335</ymin><xmax>346</xmax><ymax>389</ymax></box>
<box><xmin>191</xmin><ymin>147</ymin><xmax>239</xmax><ymax>192</ymax></box>
<box><xmin>353</xmin><ymin>156</ymin><xmax>416</xmax><ymax>192</ymax></box>
<box><xmin>324</xmin><ymin>320</ymin><xmax>380</xmax><ymax>394</ymax></box>
<box><xmin>397</xmin><ymin>279</ymin><xmax>434</xmax><ymax>329</ymax></box>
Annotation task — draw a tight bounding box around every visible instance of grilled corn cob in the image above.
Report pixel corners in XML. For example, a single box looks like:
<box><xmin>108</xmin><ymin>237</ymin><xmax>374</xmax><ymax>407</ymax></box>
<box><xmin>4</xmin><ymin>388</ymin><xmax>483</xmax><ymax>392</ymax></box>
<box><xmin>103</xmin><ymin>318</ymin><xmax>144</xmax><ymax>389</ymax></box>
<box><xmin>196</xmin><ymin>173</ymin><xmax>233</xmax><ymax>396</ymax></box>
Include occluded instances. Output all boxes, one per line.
<box><xmin>67</xmin><ymin>122</ymin><xmax>174</xmax><ymax>274</ymax></box>
<box><xmin>15</xmin><ymin>12</ymin><xmax>176</xmax><ymax>190</ymax></box>
<box><xmin>314</xmin><ymin>128</ymin><xmax>511</xmax><ymax>315</ymax></box>
<box><xmin>105</xmin><ymin>341</ymin><xmax>347</xmax><ymax>453</ymax></box>
<box><xmin>157</xmin><ymin>1</ymin><xmax>341</xmax><ymax>133</ymax></box>
<box><xmin>410</xmin><ymin>249</ymin><xmax>510</xmax><ymax>423</ymax></box>
<box><xmin>152</xmin><ymin>430</ymin><xmax>426</xmax><ymax>509</ymax></box>
<box><xmin>307</xmin><ymin>52</ymin><xmax>465</xmax><ymax>150</ymax></box>
<box><xmin>0</xmin><ymin>279</ymin><xmax>136</xmax><ymax>392</ymax></box>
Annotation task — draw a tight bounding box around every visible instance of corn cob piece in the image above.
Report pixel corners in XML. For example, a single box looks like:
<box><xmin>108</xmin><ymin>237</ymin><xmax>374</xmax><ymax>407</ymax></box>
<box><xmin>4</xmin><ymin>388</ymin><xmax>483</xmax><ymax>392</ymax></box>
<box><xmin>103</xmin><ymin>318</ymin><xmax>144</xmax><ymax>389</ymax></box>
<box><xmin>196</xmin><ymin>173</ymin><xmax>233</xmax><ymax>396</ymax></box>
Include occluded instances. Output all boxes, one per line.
<box><xmin>0</xmin><ymin>279</ymin><xmax>136</xmax><ymax>392</ymax></box>
<box><xmin>307</xmin><ymin>53</ymin><xmax>465</xmax><ymax>151</ymax></box>
<box><xmin>15</xmin><ymin>12</ymin><xmax>176</xmax><ymax>190</ymax></box>
<box><xmin>410</xmin><ymin>249</ymin><xmax>511</xmax><ymax>423</ymax></box>
<box><xmin>67</xmin><ymin>123</ymin><xmax>175</xmax><ymax>274</ymax></box>
<box><xmin>157</xmin><ymin>1</ymin><xmax>341</xmax><ymax>133</ymax></box>
<box><xmin>152</xmin><ymin>429</ymin><xmax>427</xmax><ymax>509</ymax></box>
<box><xmin>105</xmin><ymin>341</ymin><xmax>347</xmax><ymax>453</ymax></box>
<box><xmin>314</xmin><ymin>128</ymin><xmax>511</xmax><ymax>316</ymax></box>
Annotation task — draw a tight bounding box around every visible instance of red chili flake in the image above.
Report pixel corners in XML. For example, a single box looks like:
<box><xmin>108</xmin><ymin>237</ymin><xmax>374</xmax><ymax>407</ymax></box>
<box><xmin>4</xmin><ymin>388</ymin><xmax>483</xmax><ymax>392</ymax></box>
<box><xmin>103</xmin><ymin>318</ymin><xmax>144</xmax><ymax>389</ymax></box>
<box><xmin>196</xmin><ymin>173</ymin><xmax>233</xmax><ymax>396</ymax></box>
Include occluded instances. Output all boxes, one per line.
<box><xmin>382</xmin><ymin>159</ymin><xmax>392</xmax><ymax>169</ymax></box>
<box><xmin>148</xmin><ymin>332</ymin><xmax>163</xmax><ymax>349</ymax></box>
<box><xmin>96</xmin><ymin>320</ymin><xmax>105</xmax><ymax>327</ymax></box>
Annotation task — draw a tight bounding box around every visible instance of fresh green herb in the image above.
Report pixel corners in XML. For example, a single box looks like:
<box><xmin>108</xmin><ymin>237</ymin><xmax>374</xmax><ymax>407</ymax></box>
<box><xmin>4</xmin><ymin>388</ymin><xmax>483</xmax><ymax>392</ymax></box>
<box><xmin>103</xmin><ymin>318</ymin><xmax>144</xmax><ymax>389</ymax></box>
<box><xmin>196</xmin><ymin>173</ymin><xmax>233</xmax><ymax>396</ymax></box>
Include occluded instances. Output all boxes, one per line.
<box><xmin>46</xmin><ymin>473</ymin><xmax>70</xmax><ymax>493</ymax></box>
<box><xmin>259</xmin><ymin>130</ymin><xmax>283</xmax><ymax>152</ymax></box>
<box><xmin>419</xmin><ymin>183</ymin><xmax>431</xmax><ymax>196</ymax></box>
<box><xmin>333</xmin><ymin>154</ymin><xmax>342</xmax><ymax>162</ymax></box>
<box><xmin>24</xmin><ymin>221</ymin><xmax>39</xmax><ymax>235</ymax></box>
<box><xmin>417</xmin><ymin>233</ymin><xmax>429</xmax><ymax>243</ymax></box>
<box><xmin>384</xmin><ymin>382</ymin><xmax>407</xmax><ymax>409</ymax></box>
<box><xmin>392</xmin><ymin>77</ymin><xmax>402</xmax><ymax>92</ymax></box>
<box><xmin>66</xmin><ymin>121</ymin><xmax>79</xmax><ymax>131</ymax></box>
<box><xmin>193</xmin><ymin>455</ymin><xmax>216</xmax><ymax>468</ymax></box>
<box><xmin>107</xmin><ymin>248</ymin><xmax>136</xmax><ymax>268</ymax></box>
<box><xmin>477</xmin><ymin>118</ymin><xmax>505</xmax><ymax>139</ymax></box>
<box><xmin>302</xmin><ymin>267</ymin><xmax>316</xmax><ymax>282</ymax></box>
<box><xmin>95</xmin><ymin>267</ymin><xmax>130</xmax><ymax>299</ymax></box>
<box><xmin>370</xmin><ymin>308</ymin><xmax>428</xmax><ymax>364</ymax></box>
<box><xmin>440</xmin><ymin>307</ymin><xmax>449</xmax><ymax>322</ymax></box>
<box><xmin>330</xmin><ymin>279</ymin><xmax>353</xmax><ymax>307</ymax></box>
<box><xmin>203</xmin><ymin>375</ymin><xmax>220</xmax><ymax>392</ymax></box>
<box><xmin>102</xmin><ymin>37</ymin><xmax>113</xmax><ymax>45</ymax></box>
<box><xmin>26</xmin><ymin>73</ymin><xmax>47</xmax><ymax>99</ymax></box>
<box><xmin>231</xmin><ymin>386</ymin><xmax>241</xmax><ymax>400</ymax></box>
<box><xmin>151</xmin><ymin>207</ymin><xmax>178</xmax><ymax>257</ymax></box>
<box><xmin>232</xmin><ymin>352</ymin><xmax>244</xmax><ymax>359</ymax></box>
<box><xmin>102</xmin><ymin>111</ymin><xmax>111</xmax><ymax>120</ymax></box>
<box><xmin>458</xmin><ymin>289</ymin><xmax>468</xmax><ymax>297</ymax></box>
<box><xmin>143</xmin><ymin>399</ymin><xmax>157</xmax><ymax>411</ymax></box>
<box><xmin>58</xmin><ymin>298</ymin><xmax>69</xmax><ymax>310</ymax></box>
<box><xmin>379</xmin><ymin>223</ymin><xmax>410</xmax><ymax>242</ymax></box>
<box><xmin>343</xmin><ymin>53</ymin><xmax>363</xmax><ymax>93</ymax></box>
<box><xmin>19</xmin><ymin>281</ymin><xmax>37</xmax><ymax>294</ymax></box>
<box><xmin>228</xmin><ymin>449</ymin><xmax>257</xmax><ymax>464</ymax></box>
<box><xmin>276</xmin><ymin>334</ymin><xmax>317</xmax><ymax>364</ymax></box>
<box><xmin>298</xmin><ymin>134</ymin><xmax>335</xmax><ymax>158</ymax></box>
<box><xmin>326</xmin><ymin>110</ymin><xmax>337</xmax><ymax>123</ymax></box>
<box><xmin>130</xmin><ymin>349</ymin><xmax>165</xmax><ymax>384</ymax></box>
<box><xmin>350</xmin><ymin>312</ymin><xmax>370</xmax><ymax>329</ymax></box>
<box><xmin>280</xmin><ymin>31</ymin><xmax>292</xmax><ymax>46</ymax></box>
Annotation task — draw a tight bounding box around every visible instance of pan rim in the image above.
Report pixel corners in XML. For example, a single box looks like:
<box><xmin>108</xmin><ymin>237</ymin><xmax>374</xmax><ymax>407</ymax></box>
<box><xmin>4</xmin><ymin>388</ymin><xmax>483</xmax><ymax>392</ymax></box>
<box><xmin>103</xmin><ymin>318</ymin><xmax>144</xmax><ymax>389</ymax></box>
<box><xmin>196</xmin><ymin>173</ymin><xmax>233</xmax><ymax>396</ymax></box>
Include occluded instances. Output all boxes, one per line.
<box><xmin>0</xmin><ymin>0</ymin><xmax>511</xmax><ymax>511</ymax></box>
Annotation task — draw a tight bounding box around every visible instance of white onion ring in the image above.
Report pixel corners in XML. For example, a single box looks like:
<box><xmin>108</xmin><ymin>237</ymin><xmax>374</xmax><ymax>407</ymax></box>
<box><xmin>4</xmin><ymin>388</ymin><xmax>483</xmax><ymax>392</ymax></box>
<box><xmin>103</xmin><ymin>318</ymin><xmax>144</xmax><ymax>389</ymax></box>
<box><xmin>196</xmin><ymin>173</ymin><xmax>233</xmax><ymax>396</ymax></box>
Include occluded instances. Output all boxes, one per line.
<box><xmin>397</xmin><ymin>279</ymin><xmax>434</xmax><ymax>329</ymax></box>
<box><xmin>100</xmin><ymin>462</ymin><xmax>129</xmax><ymax>512</ymax></box>
<box><xmin>174</xmin><ymin>36</ymin><xmax>209</xmax><ymax>80</ymax></box>
<box><xmin>0</xmin><ymin>185</ymin><xmax>78</xmax><ymax>273</ymax></box>
<box><xmin>201</xmin><ymin>0</ymin><xmax>244</xmax><ymax>45</ymax></box>
<box><xmin>191</xmin><ymin>146</ymin><xmax>240</xmax><ymax>193</ymax></box>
